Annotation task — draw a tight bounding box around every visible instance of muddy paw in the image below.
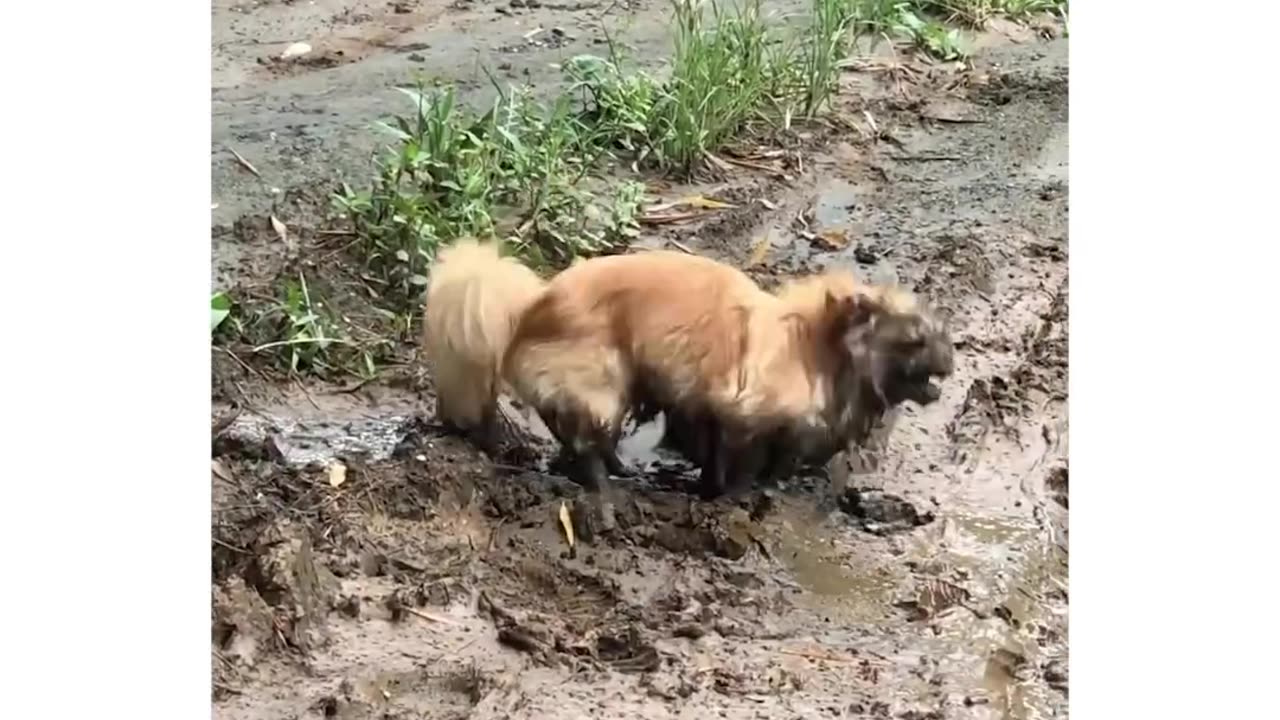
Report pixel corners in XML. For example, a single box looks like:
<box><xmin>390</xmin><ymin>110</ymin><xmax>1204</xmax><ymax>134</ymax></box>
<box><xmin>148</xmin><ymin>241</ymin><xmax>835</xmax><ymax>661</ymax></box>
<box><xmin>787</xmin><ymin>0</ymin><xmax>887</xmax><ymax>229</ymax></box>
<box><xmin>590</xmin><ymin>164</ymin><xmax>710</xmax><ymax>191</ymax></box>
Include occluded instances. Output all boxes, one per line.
<box><xmin>604</xmin><ymin>453</ymin><xmax>638</xmax><ymax>478</ymax></box>
<box><xmin>597</xmin><ymin>498</ymin><xmax>619</xmax><ymax>534</ymax></box>
<box><xmin>569</xmin><ymin>496</ymin><xmax>619</xmax><ymax>544</ymax></box>
<box><xmin>606</xmin><ymin>463</ymin><xmax>639</xmax><ymax>479</ymax></box>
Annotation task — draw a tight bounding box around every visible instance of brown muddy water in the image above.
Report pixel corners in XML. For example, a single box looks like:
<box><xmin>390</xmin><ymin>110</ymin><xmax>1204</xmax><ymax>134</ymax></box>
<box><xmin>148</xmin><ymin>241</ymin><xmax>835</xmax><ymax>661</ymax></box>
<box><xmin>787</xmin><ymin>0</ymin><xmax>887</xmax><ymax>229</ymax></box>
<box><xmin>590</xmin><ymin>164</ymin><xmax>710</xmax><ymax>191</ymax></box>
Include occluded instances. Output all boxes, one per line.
<box><xmin>212</xmin><ymin>3</ymin><xmax>1068</xmax><ymax>718</ymax></box>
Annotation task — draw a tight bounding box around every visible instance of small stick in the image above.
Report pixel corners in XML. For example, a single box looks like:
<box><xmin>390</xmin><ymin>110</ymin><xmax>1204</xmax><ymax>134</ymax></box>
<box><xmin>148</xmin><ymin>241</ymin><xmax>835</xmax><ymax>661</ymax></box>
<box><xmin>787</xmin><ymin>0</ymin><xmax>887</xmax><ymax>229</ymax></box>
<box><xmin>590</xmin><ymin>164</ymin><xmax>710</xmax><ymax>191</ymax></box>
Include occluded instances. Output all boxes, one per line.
<box><xmin>667</xmin><ymin>239</ymin><xmax>696</xmax><ymax>255</ymax></box>
<box><xmin>779</xmin><ymin>648</ymin><xmax>861</xmax><ymax>664</ymax></box>
<box><xmin>925</xmin><ymin>116</ymin><xmax>987</xmax><ymax>125</ymax></box>
<box><xmin>212</xmin><ymin>649</ymin><xmax>236</xmax><ymax>668</ymax></box>
<box><xmin>226</xmin><ymin>146</ymin><xmax>262</xmax><ymax>178</ymax></box>
<box><xmin>404</xmin><ymin>606</ymin><xmax>462</xmax><ymax>626</ymax></box>
<box><xmin>213</xmin><ymin>537</ymin><xmax>251</xmax><ymax>554</ymax></box>
<box><xmin>292</xmin><ymin>374</ymin><xmax>322</xmax><ymax>412</ymax></box>
<box><xmin>719</xmin><ymin>155</ymin><xmax>786</xmax><ymax>176</ymax></box>
<box><xmin>216</xmin><ymin>346</ymin><xmax>265</xmax><ymax>381</ymax></box>
<box><xmin>890</xmin><ymin>154</ymin><xmax>964</xmax><ymax>162</ymax></box>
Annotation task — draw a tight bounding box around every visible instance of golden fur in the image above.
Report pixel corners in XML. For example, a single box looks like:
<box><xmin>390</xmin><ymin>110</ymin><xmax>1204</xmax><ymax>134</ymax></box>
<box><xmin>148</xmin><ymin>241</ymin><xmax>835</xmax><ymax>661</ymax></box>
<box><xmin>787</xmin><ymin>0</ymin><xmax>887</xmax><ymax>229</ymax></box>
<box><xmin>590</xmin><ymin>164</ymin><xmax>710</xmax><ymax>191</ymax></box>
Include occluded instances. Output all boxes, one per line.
<box><xmin>422</xmin><ymin>240</ymin><xmax>949</xmax><ymax>494</ymax></box>
<box><xmin>422</xmin><ymin>239</ymin><xmax>545</xmax><ymax>434</ymax></box>
<box><xmin>502</xmin><ymin>253</ymin><xmax>879</xmax><ymax>449</ymax></box>
<box><xmin>655</xmin><ymin>271</ymin><xmax>952</xmax><ymax>491</ymax></box>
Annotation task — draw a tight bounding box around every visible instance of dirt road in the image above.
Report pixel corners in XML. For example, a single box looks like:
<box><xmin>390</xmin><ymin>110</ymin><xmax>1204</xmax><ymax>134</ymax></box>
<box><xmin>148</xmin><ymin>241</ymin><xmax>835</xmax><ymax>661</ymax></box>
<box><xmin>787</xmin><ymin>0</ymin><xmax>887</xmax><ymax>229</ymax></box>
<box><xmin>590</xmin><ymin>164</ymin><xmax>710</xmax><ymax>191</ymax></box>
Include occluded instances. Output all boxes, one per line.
<box><xmin>212</xmin><ymin>3</ymin><xmax>1068</xmax><ymax>718</ymax></box>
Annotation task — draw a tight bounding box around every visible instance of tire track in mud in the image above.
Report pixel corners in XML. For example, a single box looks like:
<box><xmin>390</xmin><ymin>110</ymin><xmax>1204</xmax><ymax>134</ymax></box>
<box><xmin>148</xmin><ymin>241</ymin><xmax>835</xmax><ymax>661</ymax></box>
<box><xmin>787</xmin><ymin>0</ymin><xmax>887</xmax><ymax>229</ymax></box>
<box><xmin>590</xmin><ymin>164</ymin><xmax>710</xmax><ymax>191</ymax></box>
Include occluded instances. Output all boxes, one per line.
<box><xmin>212</xmin><ymin>36</ymin><xmax>1068</xmax><ymax>720</ymax></box>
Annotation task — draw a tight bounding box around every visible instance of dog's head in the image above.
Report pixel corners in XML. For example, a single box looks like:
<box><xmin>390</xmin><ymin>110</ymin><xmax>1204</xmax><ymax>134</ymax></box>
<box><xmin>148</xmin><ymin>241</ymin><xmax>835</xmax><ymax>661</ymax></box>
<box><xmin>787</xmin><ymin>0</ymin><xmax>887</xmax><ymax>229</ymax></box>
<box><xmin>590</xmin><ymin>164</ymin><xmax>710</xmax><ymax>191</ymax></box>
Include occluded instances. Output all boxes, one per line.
<box><xmin>824</xmin><ymin>280</ymin><xmax>955</xmax><ymax>411</ymax></box>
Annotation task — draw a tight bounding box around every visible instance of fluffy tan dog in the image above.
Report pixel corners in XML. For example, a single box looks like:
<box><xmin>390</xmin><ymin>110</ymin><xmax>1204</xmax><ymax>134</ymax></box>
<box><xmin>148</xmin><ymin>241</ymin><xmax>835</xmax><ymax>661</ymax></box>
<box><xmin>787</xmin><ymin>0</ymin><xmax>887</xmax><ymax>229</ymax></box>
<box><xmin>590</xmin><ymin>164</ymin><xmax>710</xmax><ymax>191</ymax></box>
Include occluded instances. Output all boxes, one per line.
<box><xmin>423</xmin><ymin>239</ymin><xmax>952</xmax><ymax>502</ymax></box>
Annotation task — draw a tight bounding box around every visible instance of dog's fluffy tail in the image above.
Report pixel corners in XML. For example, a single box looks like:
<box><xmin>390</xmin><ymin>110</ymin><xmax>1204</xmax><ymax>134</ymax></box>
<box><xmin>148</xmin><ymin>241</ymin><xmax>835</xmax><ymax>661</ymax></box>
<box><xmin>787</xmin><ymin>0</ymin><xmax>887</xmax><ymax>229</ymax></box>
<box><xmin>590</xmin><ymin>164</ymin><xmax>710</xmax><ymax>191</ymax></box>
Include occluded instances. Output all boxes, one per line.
<box><xmin>423</xmin><ymin>239</ymin><xmax>546</xmax><ymax>430</ymax></box>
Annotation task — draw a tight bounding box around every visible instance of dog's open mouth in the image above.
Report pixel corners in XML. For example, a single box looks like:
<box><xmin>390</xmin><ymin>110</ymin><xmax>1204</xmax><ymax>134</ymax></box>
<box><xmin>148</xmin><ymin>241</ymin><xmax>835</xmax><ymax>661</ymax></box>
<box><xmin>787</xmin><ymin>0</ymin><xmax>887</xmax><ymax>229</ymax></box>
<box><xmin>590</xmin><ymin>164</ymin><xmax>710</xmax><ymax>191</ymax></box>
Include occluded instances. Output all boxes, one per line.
<box><xmin>901</xmin><ymin>379</ymin><xmax>942</xmax><ymax>405</ymax></box>
<box><xmin>886</xmin><ymin>368</ymin><xmax>945</xmax><ymax>406</ymax></box>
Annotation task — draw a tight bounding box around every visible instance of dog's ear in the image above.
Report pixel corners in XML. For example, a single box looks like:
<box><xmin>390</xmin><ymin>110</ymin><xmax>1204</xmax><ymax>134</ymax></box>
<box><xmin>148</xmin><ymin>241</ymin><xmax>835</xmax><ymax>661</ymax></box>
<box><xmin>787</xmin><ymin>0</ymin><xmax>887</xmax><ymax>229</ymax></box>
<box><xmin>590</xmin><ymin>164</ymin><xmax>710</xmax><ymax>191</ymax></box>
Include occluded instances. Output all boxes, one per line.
<box><xmin>824</xmin><ymin>290</ymin><xmax>878</xmax><ymax>341</ymax></box>
<box><xmin>825</xmin><ymin>291</ymin><xmax>887</xmax><ymax>392</ymax></box>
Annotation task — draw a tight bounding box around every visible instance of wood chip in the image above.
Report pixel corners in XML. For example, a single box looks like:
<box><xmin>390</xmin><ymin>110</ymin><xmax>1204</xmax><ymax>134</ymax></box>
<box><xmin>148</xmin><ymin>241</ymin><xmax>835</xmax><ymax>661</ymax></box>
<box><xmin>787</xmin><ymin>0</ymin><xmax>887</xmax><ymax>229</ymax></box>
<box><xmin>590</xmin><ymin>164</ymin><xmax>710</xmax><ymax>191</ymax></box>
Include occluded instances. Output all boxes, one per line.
<box><xmin>328</xmin><ymin>461</ymin><xmax>347</xmax><ymax>488</ymax></box>
<box><xmin>270</xmin><ymin>215</ymin><xmax>289</xmax><ymax>246</ymax></box>
<box><xmin>280</xmin><ymin>42</ymin><xmax>312</xmax><ymax>59</ymax></box>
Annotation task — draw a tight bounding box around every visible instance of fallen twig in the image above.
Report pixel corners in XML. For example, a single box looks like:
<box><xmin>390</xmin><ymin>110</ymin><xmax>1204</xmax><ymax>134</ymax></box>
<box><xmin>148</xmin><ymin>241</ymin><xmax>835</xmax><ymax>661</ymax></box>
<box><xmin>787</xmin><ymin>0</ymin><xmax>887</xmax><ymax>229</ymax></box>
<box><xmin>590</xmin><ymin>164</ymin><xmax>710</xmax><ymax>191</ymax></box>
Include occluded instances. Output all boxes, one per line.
<box><xmin>667</xmin><ymin>239</ymin><xmax>696</xmax><ymax>255</ymax></box>
<box><xmin>216</xmin><ymin>346</ymin><xmax>271</xmax><ymax>385</ymax></box>
<box><xmin>212</xmin><ymin>536</ymin><xmax>251</xmax><ymax>554</ymax></box>
<box><xmin>718</xmin><ymin>155</ymin><xmax>787</xmax><ymax>177</ymax></box>
<box><xmin>404</xmin><ymin>606</ymin><xmax>462</xmax><ymax>626</ymax></box>
<box><xmin>924</xmin><ymin>115</ymin><xmax>987</xmax><ymax>125</ymax></box>
<box><xmin>227</xmin><ymin>146</ymin><xmax>262</xmax><ymax>178</ymax></box>
<box><xmin>779</xmin><ymin>648</ymin><xmax>862</xmax><ymax>664</ymax></box>
<box><xmin>292</xmin><ymin>374</ymin><xmax>322</xmax><ymax>412</ymax></box>
<box><xmin>704</xmin><ymin>151</ymin><xmax>735</xmax><ymax>174</ymax></box>
<box><xmin>890</xmin><ymin>154</ymin><xmax>964</xmax><ymax>162</ymax></box>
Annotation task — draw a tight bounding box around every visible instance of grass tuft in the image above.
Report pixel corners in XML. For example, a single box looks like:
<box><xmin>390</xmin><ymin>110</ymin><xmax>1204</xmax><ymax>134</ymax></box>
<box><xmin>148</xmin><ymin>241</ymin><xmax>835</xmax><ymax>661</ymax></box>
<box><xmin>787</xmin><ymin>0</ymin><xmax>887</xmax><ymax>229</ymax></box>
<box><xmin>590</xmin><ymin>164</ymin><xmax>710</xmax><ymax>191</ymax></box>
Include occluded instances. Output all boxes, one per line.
<box><xmin>214</xmin><ymin>0</ymin><xmax>1066</xmax><ymax>380</ymax></box>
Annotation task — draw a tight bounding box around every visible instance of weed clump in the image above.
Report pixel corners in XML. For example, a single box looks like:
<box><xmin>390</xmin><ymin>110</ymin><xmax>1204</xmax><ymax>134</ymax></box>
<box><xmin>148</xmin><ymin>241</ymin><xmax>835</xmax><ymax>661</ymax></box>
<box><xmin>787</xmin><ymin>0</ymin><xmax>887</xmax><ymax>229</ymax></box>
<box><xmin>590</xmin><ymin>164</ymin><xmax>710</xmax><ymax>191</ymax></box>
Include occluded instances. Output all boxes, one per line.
<box><xmin>213</xmin><ymin>0</ymin><xmax>1065</xmax><ymax>380</ymax></box>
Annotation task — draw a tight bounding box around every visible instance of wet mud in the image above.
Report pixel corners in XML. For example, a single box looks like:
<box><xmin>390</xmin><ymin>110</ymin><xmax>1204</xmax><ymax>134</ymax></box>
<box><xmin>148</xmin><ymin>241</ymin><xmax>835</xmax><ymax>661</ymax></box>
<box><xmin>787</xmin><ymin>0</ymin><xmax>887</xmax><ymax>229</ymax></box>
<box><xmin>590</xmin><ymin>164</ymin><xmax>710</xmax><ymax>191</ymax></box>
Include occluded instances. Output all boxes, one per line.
<box><xmin>213</xmin><ymin>4</ymin><xmax>1068</xmax><ymax>718</ymax></box>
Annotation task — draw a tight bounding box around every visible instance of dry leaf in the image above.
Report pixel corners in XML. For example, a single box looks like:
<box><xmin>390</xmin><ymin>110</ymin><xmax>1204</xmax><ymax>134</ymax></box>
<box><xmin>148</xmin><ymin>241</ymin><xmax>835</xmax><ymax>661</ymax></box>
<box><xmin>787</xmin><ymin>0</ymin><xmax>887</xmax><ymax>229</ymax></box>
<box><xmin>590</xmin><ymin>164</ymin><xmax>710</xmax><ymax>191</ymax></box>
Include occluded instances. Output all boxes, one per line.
<box><xmin>558</xmin><ymin>501</ymin><xmax>575</xmax><ymax>548</ymax></box>
<box><xmin>815</xmin><ymin>228</ymin><xmax>850</xmax><ymax>250</ymax></box>
<box><xmin>747</xmin><ymin>234</ymin><xmax>771</xmax><ymax>268</ymax></box>
<box><xmin>644</xmin><ymin>195</ymin><xmax>736</xmax><ymax>214</ymax></box>
<box><xmin>281</xmin><ymin>42</ymin><xmax>312</xmax><ymax>59</ymax></box>
<box><xmin>328</xmin><ymin>461</ymin><xmax>347</xmax><ymax>488</ymax></box>
<box><xmin>211</xmin><ymin>459</ymin><xmax>234</xmax><ymax>483</ymax></box>
<box><xmin>270</xmin><ymin>215</ymin><xmax>289</xmax><ymax>245</ymax></box>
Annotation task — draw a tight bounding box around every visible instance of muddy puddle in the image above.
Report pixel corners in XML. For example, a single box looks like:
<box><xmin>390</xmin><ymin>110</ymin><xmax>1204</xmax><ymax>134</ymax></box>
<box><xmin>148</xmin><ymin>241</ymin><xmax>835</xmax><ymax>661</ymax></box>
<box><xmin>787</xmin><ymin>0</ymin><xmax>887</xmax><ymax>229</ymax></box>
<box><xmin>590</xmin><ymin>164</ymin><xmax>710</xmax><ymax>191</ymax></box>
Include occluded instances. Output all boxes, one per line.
<box><xmin>212</xmin><ymin>5</ymin><xmax>1068</xmax><ymax>719</ymax></box>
